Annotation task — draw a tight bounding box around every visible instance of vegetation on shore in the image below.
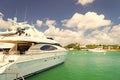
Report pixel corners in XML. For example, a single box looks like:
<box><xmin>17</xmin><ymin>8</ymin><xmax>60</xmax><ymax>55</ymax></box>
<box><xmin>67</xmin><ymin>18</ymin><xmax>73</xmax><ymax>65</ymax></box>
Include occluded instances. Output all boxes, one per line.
<box><xmin>64</xmin><ymin>43</ymin><xmax>120</xmax><ymax>51</ymax></box>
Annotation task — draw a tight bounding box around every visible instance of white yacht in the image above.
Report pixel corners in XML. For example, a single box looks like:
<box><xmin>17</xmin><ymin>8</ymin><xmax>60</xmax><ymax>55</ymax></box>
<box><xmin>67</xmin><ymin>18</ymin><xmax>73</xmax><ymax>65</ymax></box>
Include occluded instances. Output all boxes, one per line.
<box><xmin>88</xmin><ymin>48</ymin><xmax>106</xmax><ymax>53</ymax></box>
<box><xmin>0</xmin><ymin>22</ymin><xmax>67</xmax><ymax>80</ymax></box>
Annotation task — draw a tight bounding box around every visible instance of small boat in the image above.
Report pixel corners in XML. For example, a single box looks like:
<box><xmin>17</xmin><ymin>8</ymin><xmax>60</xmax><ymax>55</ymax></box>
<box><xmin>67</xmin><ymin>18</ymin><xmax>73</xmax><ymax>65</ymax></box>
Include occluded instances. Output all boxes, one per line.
<box><xmin>88</xmin><ymin>48</ymin><xmax>106</xmax><ymax>53</ymax></box>
<box><xmin>0</xmin><ymin>22</ymin><xmax>67</xmax><ymax>80</ymax></box>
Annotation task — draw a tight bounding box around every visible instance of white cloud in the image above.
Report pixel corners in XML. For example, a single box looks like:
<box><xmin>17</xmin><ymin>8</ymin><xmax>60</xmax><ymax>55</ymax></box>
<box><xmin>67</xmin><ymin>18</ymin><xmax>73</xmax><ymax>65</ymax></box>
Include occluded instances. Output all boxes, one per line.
<box><xmin>77</xmin><ymin>0</ymin><xmax>95</xmax><ymax>6</ymax></box>
<box><xmin>85</xmin><ymin>28</ymin><xmax>114</xmax><ymax>44</ymax></box>
<box><xmin>45</xmin><ymin>19</ymin><xmax>56</xmax><ymax>27</ymax></box>
<box><xmin>0</xmin><ymin>17</ymin><xmax>17</xmax><ymax>29</ymax></box>
<box><xmin>44</xmin><ymin>19</ymin><xmax>84</xmax><ymax>45</ymax></box>
<box><xmin>111</xmin><ymin>24</ymin><xmax>120</xmax><ymax>32</ymax></box>
<box><xmin>62</xmin><ymin>12</ymin><xmax>111</xmax><ymax>31</ymax></box>
<box><xmin>109</xmin><ymin>24</ymin><xmax>120</xmax><ymax>44</ymax></box>
<box><xmin>44</xmin><ymin>26</ymin><xmax>84</xmax><ymax>45</ymax></box>
<box><xmin>0</xmin><ymin>13</ymin><xmax>30</xmax><ymax>30</ymax></box>
<box><xmin>36</xmin><ymin>19</ymin><xmax>43</xmax><ymax>27</ymax></box>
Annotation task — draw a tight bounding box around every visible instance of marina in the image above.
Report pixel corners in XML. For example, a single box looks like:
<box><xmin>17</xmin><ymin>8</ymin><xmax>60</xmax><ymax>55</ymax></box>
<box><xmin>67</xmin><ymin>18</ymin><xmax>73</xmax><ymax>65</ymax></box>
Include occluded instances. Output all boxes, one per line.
<box><xmin>0</xmin><ymin>0</ymin><xmax>120</xmax><ymax>80</ymax></box>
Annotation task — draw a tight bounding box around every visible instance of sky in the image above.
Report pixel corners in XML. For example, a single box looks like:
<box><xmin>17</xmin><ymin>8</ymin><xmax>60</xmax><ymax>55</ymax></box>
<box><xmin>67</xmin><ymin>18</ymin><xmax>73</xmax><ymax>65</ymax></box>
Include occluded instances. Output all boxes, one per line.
<box><xmin>0</xmin><ymin>0</ymin><xmax>120</xmax><ymax>45</ymax></box>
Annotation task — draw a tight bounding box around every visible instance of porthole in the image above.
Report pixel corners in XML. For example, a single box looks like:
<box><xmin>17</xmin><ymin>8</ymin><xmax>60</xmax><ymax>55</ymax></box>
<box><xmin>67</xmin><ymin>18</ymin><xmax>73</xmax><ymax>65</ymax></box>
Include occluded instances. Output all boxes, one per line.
<box><xmin>44</xmin><ymin>60</ymin><xmax>47</xmax><ymax>62</ymax></box>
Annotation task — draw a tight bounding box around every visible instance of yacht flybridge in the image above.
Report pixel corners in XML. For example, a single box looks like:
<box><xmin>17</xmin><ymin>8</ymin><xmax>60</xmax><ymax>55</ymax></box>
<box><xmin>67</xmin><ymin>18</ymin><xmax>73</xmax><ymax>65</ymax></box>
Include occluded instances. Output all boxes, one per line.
<box><xmin>0</xmin><ymin>22</ymin><xmax>67</xmax><ymax>80</ymax></box>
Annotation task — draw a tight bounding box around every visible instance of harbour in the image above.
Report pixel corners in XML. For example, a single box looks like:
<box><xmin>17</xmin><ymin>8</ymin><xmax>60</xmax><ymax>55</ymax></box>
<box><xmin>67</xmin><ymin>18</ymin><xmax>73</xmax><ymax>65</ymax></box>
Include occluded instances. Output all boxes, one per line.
<box><xmin>26</xmin><ymin>50</ymin><xmax>120</xmax><ymax>80</ymax></box>
<box><xmin>0</xmin><ymin>0</ymin><xmax>120</xmax><ymax>80</ymax></box>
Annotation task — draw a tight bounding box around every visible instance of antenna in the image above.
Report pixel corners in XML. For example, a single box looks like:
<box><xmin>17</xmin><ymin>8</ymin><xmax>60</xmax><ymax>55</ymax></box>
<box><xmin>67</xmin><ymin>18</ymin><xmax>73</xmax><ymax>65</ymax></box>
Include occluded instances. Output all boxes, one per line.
<box><xmin>15</xmin><ymin>8</ymin><xmax>18</xmax><ymax>17</ymax></box>
<box><xmin>24</xmin><ymin>7</ymin><xmax>27</xmax><ymax>21</ymax></box>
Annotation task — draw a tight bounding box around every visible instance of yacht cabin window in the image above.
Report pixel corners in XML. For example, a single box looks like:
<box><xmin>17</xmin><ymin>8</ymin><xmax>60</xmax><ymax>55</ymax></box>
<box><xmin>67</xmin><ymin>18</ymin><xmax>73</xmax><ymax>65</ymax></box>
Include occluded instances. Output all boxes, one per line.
<box><xmin>0</xmin><ymin>48</ymin><xmax>10</xmax><ymax>52</ymax></box>
<box><xmin>40</xmin><ymin>45</ymin><xmax>57</xmax><ymax>51</ymax></box>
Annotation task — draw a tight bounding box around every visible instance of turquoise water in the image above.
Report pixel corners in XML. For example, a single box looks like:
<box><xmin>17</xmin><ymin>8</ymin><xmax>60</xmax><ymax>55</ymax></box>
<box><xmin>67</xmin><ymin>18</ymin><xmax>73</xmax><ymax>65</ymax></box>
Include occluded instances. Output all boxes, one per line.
<box><xmin>26</xmin><ymin>51</ymin><xmax>120</xmax><ymax>80</ymax></box>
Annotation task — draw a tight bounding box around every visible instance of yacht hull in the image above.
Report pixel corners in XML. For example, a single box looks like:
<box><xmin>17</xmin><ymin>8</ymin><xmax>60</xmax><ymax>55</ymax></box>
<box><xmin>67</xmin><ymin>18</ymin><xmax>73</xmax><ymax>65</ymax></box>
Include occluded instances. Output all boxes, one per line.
<box><xmin>0</xmin><ymin>52</ymin><xmax>67</xmax><ymax>80</ymax></box>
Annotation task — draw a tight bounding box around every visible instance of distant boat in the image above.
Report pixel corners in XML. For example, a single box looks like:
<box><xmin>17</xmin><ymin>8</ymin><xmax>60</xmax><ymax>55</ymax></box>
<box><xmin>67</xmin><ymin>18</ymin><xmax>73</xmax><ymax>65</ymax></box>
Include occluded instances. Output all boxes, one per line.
<box><xmin>88</xmin><ymin>48</ymin><xmax>106</xmax><ymax>53</ymax></box>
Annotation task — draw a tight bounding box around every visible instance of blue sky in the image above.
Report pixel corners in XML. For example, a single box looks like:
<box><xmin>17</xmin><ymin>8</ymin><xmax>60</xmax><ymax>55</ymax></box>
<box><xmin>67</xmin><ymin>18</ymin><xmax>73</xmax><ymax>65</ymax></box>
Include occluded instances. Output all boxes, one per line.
<box><xmin>0</xmin><ymin>0</ymin><xmax>120</xmax><ymax>45</ymax></box>
<box><xmin>1</xmin><ymin>0</ymin><xmax>120</xmax><ymax>24</ymax></box>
